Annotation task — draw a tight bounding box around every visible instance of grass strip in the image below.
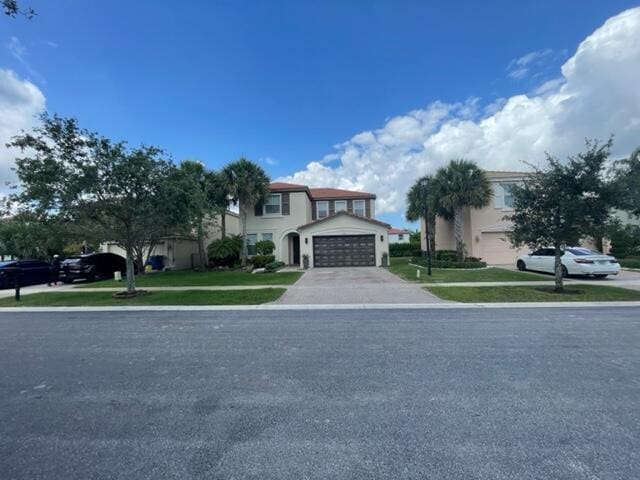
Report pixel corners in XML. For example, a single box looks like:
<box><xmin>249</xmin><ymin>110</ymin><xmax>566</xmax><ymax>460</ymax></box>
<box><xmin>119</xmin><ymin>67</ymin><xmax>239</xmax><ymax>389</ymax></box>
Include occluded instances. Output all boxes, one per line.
<box><xmin>387</xmin><ymin>257</ymin><xmax>550</xmax><ymax>283</ymax></box>
<box><xmin>75</xmin><ymin>270</ymin><xmax>303</xmax><ymax>288</ymax></box>
<box><xmin>0</xmin><ymin>288</ymin><xmax>286</xmax><ymax>307</ymax></box>
<box><xmin>425</xmin><ymin>284</ymin><xmax>640</xmax><ymax>302</ymax></box>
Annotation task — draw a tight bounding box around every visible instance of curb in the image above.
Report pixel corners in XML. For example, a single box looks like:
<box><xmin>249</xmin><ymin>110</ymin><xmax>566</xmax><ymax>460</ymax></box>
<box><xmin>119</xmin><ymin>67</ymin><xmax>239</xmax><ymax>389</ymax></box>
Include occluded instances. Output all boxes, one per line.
<box><xmin>1</xmin><ymin>302</ymin><xmax>640</xmax><ymax>312</ymax></box>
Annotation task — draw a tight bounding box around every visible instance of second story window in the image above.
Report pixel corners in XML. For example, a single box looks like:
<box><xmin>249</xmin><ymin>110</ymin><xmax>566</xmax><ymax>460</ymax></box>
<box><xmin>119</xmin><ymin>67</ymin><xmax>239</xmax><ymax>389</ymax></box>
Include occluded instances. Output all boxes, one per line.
<box><xmin>335</xmin><ymin>200</ymin><xmax>347</xmax><ymax>212</ymax></box>
<box><xmin>316</xmin><ymin>201</ymin><xmax>329</xmax><ymax>219</ymax></box>
<box><xmin>264</xmin><ymin>194</ymin><xmax>281</xmax><ymax>215</ymax></box>
<box><xmin>502</xmin><ymin>183</ymin><xmax>516</xmax><ymax>209</ymax></box>
<box><xmin>353</xmin><ymin>199</ymin><xmax>366</xmax><ymax>216</ymax></box>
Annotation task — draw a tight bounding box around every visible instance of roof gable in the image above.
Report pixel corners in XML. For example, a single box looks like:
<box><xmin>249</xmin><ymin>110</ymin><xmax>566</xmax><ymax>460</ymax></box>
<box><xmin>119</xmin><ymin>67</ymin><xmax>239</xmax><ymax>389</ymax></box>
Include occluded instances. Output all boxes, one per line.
<box><xmin>297</xmin><ymin>210</ymin><xmax>390</xmax><ymax>230</ymax></box>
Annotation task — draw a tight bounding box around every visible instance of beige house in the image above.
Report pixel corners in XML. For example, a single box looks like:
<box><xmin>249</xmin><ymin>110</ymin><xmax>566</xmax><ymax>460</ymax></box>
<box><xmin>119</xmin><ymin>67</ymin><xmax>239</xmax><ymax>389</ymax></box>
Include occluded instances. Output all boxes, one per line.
<box><xmin>101</xmin><ymin>212</ymin><xmax>240</xmax><ymax>270</ymax></box>
<box><xmin>246</xmin><ymin>182</ymin><xmax>390</xmax><ymax>268</ymax></box>
<box><xmin>422</xmin><ymin>171</ymin><xmax>528</xmax><ymax>265</ymax></box>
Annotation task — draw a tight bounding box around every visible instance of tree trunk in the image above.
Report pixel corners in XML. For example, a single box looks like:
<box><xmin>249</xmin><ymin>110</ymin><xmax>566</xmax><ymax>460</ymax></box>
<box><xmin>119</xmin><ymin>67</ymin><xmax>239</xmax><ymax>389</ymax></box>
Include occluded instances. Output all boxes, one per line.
<box><xmin>428</xmin><ymin>213</ymin><xmax>436</xmax><ymax>254</ymax></box>
<box><xmin>196</xmin><ymin>224</ymin><xmax>206</xmax><ymax>271</ymax></box>
<box><xmin>554</xmin><ymin>243</ymin><xmax>564</xmax><ymax>292</ymax></box>
<box><xmin>220</xmin><ymin>211</ymin><xmax>226</xmax><ymax>238</ymax></box>
<box><xmin>134</xmin><ymin>246</ymin><xmax>145</xmax><ymax>275</ymax></box>
<box><xmin>454</xmin><ymin>206</ymin><xmax>465</xmax><ymax>261</ymax></box>
<box><xmin>240</xmin><ymin>205</ymin><xmax>248</xmax><ymax>267</ymax></box>
<box><xmin>125</xmin><ymin>244</ymin><xmax>136</xmax><ymax>294</ymax></box>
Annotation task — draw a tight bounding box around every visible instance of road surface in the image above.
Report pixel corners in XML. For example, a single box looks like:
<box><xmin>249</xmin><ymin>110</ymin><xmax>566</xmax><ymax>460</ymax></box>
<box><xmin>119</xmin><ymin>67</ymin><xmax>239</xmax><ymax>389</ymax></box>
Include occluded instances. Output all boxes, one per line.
<box><xmin>0</xmin><ymin>307</ymin><xmax>638</xmax><ymax>479</ymax></box>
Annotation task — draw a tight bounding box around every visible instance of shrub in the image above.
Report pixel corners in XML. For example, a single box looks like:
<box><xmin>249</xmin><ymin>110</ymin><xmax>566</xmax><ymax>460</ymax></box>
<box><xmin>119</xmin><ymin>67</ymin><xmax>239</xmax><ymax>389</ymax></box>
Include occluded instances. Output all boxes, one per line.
<box><xmin>207</xmin><ymin>235</ymin><xmax>242</xmax><ymax>267</ymax></box>
<box><xmin>609</xmin><ymin>225</ymin><xmax>640</xmax><ymax>258</ymax></box>
<box><xmin>620</xmin><ymin>258</ymin><xmax>640</xmax><ymax>269</ymax></box>
<box><xmin>389</xmin><ymin>242</ymin><xmax>422</xmax><ymax>257</ymax></box>
<box><xmin>434</xmin><ymin>250</ymin><xmax>458</xmax><ymax>261</ymax></box>
<box><xmin>255</xmin><ymin>239</ymin><xmax>275</xmax><ymax>255</ymax></box>
<box><xmin>264</xmin><ymin>261</ymin><xmax>286</xmax><ymax>272</ymax></box>
<box><xmin>411</xmin><ymin>256</ymin><xmax>487</xmax><ymax>269</ymax></box>
<box><xmin>250</xmin><ymin>254</ymin><xmax>275</xmax><ymax>268</ymax></box>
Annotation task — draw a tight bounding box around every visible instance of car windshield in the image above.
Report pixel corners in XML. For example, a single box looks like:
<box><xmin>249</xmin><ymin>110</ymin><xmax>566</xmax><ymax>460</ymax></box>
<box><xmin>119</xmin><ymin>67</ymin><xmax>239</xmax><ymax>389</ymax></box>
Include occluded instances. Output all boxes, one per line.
<box><xmin>566</xmin><ymin>247</ymin><xmax>602</xmax><ymax>256</ymax></box>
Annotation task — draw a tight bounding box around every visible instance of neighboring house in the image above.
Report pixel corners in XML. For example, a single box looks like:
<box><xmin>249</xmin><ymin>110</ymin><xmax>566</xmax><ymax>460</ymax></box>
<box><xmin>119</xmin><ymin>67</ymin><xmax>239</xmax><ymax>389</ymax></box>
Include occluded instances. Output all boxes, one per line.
<box><xmin>246</xmin><ymin>182</ymin><xmax>390</xmax><ymax>267</ymax></box>
<box><xmin>422</xmin><ymin>171</ymin><xmax>528</xmax><ymax>264</ymax></box>
<box><xmin>101</xmin><ymin>212</ymin><xmax>240</xmax><ymax>270</ymax></box>
<box><xmin>388</xmin><ymin>227</ymin><xmax>410</xmax><ymax>244</ymax></box>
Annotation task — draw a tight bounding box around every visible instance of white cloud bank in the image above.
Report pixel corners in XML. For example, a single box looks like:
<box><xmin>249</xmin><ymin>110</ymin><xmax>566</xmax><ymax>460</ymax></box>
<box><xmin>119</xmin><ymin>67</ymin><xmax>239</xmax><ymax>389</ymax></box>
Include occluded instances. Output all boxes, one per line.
<box><xmin>0</xmin><ymin>69</ymin><xmax>46</xmax><ymax>187</ymax></box>
<box><xmin>282</xmin><ymin>7</ymin><xmax>640</xmax><ymax>215</ymax></box>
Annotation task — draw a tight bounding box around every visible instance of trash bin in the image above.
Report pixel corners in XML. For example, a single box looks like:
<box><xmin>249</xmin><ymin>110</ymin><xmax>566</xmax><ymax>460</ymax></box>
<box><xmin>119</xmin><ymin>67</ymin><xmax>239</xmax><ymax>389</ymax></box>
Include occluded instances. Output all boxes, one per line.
<box><xmin>148</xmin><ymin>255</ymin><xmax>165</xmax><ymax>271</ymax></box>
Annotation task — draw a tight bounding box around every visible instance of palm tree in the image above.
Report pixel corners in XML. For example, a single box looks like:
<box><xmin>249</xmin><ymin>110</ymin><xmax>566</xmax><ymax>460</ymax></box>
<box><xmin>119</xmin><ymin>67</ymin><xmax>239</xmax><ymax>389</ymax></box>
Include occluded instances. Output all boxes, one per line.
<box><xmin>223</xmin><ymin>158</ymin><xmax>270</xmax><ymax>266</ymax></box>
<box><xmin>432</xmin><ymin>159</ymin><xmax>492</xmax><ymax>261</ymax></box>
<box><xmin>406</xmin><ymin>175</ymin><xmax>437</xmax><ymax>254</ymax></box>
<box><xmin>206</xmin><ymin>170</ymin><xmax>232</xmax><ymax>238</ymax></box>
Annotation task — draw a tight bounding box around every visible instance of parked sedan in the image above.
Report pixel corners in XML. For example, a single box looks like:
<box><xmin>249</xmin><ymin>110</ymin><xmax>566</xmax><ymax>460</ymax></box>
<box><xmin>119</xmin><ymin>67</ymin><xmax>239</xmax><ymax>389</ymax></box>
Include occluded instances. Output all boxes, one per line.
<box><xmin>516</xmin><ymin>247</ymin><xmax>620</xmax><ymax>278</ymax></box>
<box><xmin>60</xmin><ymin>253</ymin><xmax>127</xmax><ymax>283</ymax></box>
<box><xmin>0</xmin><ymin>259</ymin><xmax>52</xmax><ymax>289</ymax></box>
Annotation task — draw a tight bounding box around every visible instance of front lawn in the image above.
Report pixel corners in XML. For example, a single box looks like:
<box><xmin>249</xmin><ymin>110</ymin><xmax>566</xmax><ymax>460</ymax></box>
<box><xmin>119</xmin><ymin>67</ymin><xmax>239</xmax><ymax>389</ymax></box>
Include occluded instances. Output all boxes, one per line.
<box><xmin>426</xmin><ymin>284</ymin><xmax>640</xmax><ymax>302</ymax></box>
<box><xmin>75</xmin><ymin>269</ymin><xmax>303</xmax><ymax>288</ymax></box>
<box><xmin>387</xmin><ymin>257</ymin><xmax>549</xmax><ymax>283</ymax></box>
<box><xmin>0</xmin><ymin>288</ymin><xmax>286</xmax><ymax>307</ymax></box>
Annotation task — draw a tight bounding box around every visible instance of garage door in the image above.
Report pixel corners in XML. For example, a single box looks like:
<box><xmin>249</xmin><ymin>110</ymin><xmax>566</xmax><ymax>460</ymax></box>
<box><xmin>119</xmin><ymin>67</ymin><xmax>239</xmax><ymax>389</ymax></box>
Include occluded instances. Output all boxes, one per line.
<box><xmin>313</xmin><ymin>235</ymin><xmax>376</xmax><ymax>267</ymax></box>
<box><xmin>481</xmin><ymin>232</ymin><xmax>523</xmax><ymax>265</ymax></box>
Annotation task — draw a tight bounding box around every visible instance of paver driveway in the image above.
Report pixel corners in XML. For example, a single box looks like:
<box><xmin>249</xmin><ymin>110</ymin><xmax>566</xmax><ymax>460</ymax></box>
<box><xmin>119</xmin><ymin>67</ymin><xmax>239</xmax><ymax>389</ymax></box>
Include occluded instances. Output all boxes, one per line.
<box><xmin>275</xmin><ymin>266</ymin><xmax>445</xmax><ymax>304</ymax></box>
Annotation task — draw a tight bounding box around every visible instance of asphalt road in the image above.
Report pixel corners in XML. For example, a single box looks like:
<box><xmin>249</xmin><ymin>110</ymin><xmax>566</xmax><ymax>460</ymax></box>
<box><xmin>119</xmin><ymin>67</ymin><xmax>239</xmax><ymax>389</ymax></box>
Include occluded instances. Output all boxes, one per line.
<box><xmin>1</xmin><ymin>307</ymin><xmax>639</xmax><ymax>479</ymax></box>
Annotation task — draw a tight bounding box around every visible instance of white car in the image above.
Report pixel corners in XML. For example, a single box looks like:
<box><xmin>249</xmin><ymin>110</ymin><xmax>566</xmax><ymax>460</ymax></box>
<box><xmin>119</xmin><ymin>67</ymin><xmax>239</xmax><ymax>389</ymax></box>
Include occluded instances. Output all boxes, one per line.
<box><xmin>516</xmin><ymin>247</ymin><xmax>620</xmax><ymax>278</ymax></box>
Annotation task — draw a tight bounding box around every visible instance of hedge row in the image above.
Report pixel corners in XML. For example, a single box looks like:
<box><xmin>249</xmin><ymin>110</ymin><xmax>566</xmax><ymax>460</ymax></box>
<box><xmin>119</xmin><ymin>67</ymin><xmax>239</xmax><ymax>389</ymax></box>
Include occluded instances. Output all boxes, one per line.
<box><xmin>620</xmin><ymin>257</ymin><xmax>640</xmax><ymax>269</ymax></box>
<box><xmin>410</xmin><ymin>256</ymin><xmax>487</xmax><ymax>269</ymax></box>
<box><xmin>389</xmin><ymin>243</ymin><xmax>422</xmax><ymax>257</ymax></box>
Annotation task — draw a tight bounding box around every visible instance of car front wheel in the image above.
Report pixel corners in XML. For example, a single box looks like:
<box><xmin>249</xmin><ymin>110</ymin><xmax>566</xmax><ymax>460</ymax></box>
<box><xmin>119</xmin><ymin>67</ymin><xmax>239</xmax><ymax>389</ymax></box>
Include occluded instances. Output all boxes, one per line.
<box><xmin>516</xmin><ymin>260</ymin><xmax>526</xmax><ymax>271</ymax></box>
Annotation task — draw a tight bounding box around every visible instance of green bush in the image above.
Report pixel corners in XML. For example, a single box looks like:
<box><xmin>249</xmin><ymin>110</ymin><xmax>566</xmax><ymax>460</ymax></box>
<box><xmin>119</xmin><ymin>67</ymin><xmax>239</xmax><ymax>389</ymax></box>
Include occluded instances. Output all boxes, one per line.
<box><xmin>389</xmin><ymin>243</ymin><xmax>421</xmax><ymax>257</ymax></box>
<box><xmin>620</xmin><ymin>258</ymin><xmax>640</xmax><ymax>269</ymax></box>
<box><xmin>434</xmin><ymin>250</ymin><xmax>458</xmax><ymax>261</ymax></box>
<box><xmin>264</xmin><ymin>261</ymin><xmax>286</xmax><ymax>272</ymax></box>
<box><xmin>207</xmin><ymin>235</ymin><xmax>242</xmax><ymax>267</ymax></box>
<box><xmin>411</xmin><ymin>256</ymin><xmax>487</xmax><ymax>269</ymax></box>
<box><xmin>255</xmin><ymin>239</ymin><xmax>275</xmax><ymax>255</ymax></box>
<box><xmin>610</xmin><ymin>225</ymin><xmax>640</xmax><ymax>258</ymax></box>
<box><xmin>250</xmin><ymin>254</ymin><xmax>276</xmax><ymax>268</ymax></box>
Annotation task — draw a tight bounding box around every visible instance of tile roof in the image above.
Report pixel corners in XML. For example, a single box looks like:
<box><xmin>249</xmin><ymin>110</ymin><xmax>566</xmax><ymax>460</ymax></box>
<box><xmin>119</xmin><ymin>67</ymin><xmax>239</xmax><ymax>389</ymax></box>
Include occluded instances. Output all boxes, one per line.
<box><xmin>308</xmin><ymin>187</ymin><xmax>376</xmax><ymax>199</ymax></box>
<box><xmin>297</xmin><ymin>210</ymin><xmax>390</xmax><ymax>230</ymax></box>
<box><xmin>269</xmin><ymin>182</ymin><xmax>309</xmax><ymax>190</ymax></box>
<box><xmin>388</xmin><ymin>227</ymin><xmax>410</xmax><ymax>234</ymax></box>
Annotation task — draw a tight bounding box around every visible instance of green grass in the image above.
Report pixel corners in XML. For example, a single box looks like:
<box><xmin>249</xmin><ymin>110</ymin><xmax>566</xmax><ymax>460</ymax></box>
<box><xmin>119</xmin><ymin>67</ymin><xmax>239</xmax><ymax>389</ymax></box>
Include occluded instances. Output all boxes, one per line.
<box><xmin>426</xmin><ymin>284</ymin><xmax>640</xmax><ymax>303</ymax></box>
<box><xmin>75</xmin><ymin>269</ymin><xmax>303</xmax><ymax>288</ymax></box>
<box><xmin>0</xmin><ymin>288</ymin><xmax>286</xmax><ymax>307</ymax></box>
<box><xmin>387</xmin><ymin>257</ymin><xmax>550</xmax><ymax>283</ymax></box>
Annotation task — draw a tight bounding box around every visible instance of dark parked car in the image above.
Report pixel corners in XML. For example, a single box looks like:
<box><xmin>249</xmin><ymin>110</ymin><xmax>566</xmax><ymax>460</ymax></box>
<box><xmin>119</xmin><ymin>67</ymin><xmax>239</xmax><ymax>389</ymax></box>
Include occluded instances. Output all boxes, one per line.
<box><xmin>0</xmin><ymin>260</ymin><xmax>52</xmax><ymax>289</ymax></box>
<box><xmin>60</xmin><ymin>253</ymin><xmax>127</xmax><ymax>283</ymax></box>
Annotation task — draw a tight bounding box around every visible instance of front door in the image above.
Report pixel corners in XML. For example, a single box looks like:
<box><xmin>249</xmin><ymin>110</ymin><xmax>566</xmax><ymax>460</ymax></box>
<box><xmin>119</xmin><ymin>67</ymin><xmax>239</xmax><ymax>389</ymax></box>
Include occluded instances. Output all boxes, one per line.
<box><xmin>291</xmin><ymin>235</ymin><xmax>300</xmax><ymax>265</ymax></box>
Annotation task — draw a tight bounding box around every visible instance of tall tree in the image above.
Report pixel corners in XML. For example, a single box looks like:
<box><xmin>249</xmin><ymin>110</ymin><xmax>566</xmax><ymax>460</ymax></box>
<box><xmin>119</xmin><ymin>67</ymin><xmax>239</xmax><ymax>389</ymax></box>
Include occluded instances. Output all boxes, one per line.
<box><xmin>431</xmin><ymin>159</ymin><xmax>492</xmax><ymax>261</ymax></box>
<box><xmin>611</xmin><ymin>147</ymin><xmax>640</xmax><ymax>217</ymax></box>
<box><xmin>8</xmin><ymin>114</ymin><xmax>185</xmax><ymax>295</ymax></box>
<box><xmin>507</xmin><ymin>140</ymin><xmax>617</xmax><ymax>292</ymax></box>
<box><xmin>406</xmin><ymin>175</ymin><xmax>437</xmax><ymax>254</ymax></box>
<box><xmin>222</xmin><ymin>158</ymin><xmax>270</xmax><ymax>266</ymax></box>
<box><xmin>206</xmin><ymin>170</ymin><xmax>232</xmax><ymax>239</ymax></box>
<box><xmin>3</xmin><ymin>0</ymin><xmax>35</xmax><ymax>18</ymax></box>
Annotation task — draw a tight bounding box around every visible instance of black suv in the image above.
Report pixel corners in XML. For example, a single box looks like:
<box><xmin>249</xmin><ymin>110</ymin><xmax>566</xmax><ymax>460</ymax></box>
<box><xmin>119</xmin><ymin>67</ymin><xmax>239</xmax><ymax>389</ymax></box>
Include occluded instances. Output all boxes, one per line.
<box><xmin>60</xmin><ymin>253</ymin><xmax>127</xmax><ymax>283</ymax></box>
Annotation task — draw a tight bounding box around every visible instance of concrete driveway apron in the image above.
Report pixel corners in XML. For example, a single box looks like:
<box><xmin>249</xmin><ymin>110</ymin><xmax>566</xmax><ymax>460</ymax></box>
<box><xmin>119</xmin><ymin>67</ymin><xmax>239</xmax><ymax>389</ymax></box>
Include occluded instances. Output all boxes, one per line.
<box><xmin>274</xmin><ymin>267</ymin><xmax>446</xmax><ymax>305</ymax></box>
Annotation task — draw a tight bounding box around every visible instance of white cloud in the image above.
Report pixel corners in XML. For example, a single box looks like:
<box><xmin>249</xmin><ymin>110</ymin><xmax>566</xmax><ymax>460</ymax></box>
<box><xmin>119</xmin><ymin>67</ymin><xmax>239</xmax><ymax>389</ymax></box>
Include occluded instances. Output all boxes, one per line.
<box><xmin>0</xmin><ymin>69</ymin><xmax>46</xmax><ymax>188</ymax></box>
<box><xmin>281</xmin><ymin>7</ymin><xmax>640</xmax><ymax>216</ymax></box>
<box><xmin>4</xmin><ymin>36</ymin><xmax>45</xmax><ymax>84</ymax></box>
<box><xmin>260</xmin><ymin>156</ymin><xmax>278</xmax><ymax>166</ymax></box>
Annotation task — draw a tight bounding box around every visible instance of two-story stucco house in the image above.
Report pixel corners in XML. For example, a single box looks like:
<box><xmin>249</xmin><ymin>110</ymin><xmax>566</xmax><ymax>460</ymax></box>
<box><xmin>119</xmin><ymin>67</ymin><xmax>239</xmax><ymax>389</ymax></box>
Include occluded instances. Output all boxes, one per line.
<box><xmin>422</xmin><ymin>171</ymin><xmax>528</xmax><ymax>264</ymax></box>
<box><xmin>246</xmin><ymin>182</ymin><xmax>390</xmax><ymax>268</ymax></box>
<box><xmin>388</xmin><ymin>228</ymin><xmax>410</xmax><ymax>244</ymax></box>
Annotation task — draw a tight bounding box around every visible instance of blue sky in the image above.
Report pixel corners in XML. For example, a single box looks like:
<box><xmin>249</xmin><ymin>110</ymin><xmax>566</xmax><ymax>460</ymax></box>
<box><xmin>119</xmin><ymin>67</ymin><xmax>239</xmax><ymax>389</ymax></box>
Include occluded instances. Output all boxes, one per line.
<box><xmin>2</xmin><ymin>1</ymin><xmax>640</xmax><ymax>227</ymax></box>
